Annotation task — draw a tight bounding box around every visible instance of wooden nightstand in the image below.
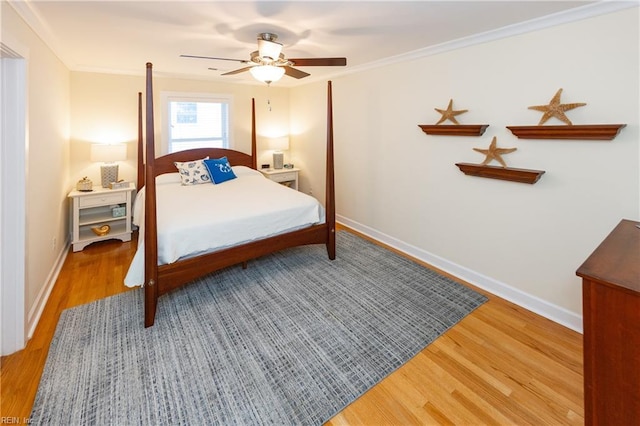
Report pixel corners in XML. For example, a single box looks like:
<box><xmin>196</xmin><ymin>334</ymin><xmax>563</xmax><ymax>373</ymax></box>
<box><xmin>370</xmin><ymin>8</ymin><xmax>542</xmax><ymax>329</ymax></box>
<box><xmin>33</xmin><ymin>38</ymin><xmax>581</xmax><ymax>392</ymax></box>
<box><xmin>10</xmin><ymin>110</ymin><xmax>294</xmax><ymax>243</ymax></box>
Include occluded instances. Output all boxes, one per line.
<box><xmin>259</xmin><ymin>168</ymin><xmax>300</xmax><ymax>190</ymax></box>
<box><xmin>68</xmin><ymin>184</ymin><xmax>135</xmax><ymax>252</ymax></box>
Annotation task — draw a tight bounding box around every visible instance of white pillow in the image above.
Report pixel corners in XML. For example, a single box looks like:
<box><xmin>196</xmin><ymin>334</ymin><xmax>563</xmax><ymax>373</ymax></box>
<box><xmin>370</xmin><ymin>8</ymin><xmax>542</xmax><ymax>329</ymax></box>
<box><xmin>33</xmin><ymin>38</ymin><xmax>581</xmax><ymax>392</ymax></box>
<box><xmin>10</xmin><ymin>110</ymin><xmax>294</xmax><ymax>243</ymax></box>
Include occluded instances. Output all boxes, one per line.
<box><xmin>174</xmin><ymin>157</ymin><xmax>210</xmax><ymax>185</ymax></box>
<box><xmin>156</xmin><ymin>173</ymin><xmax>182</xmax><ymax>185</ymax></box>
<box><xmin>232</xmin><ymin>166</ymin><xmax>262</xmax><ymax>177</ymax></box>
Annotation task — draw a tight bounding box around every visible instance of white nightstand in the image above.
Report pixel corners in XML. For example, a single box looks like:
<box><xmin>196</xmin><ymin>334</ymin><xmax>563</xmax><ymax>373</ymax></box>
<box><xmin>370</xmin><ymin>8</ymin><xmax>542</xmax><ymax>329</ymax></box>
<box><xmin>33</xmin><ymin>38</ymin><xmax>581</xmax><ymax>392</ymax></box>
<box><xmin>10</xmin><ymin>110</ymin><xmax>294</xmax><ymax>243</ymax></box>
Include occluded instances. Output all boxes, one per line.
<box><xmin>68</xmin><ymin>184</ymin><xmax>135</xmax><ymax>252</ymax></box>
<box><xmin>259</xmin><ymin>168</ymin><xmax>300</xmax><ymax>190</ymax></box>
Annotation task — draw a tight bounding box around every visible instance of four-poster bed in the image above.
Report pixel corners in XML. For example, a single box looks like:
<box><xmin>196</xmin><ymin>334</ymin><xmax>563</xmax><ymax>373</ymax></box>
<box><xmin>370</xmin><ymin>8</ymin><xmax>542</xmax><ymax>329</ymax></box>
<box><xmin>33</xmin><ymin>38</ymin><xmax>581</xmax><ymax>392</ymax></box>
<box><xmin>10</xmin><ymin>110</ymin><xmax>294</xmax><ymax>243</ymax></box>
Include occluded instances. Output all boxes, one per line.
<box><xmin>131</xmin><ymin>62</ymin><xmax>336</xmax><ymax>327</ymax></box>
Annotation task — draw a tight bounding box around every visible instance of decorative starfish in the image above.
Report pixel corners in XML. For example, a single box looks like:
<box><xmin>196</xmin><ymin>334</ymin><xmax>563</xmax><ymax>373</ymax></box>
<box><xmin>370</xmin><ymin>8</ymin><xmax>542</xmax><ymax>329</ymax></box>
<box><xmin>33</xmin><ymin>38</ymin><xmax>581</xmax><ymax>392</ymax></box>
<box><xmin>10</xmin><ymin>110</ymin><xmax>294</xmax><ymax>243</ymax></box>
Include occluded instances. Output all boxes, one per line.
<box><xmin>434</xmin><ymin>99</ymin><xmax>468</xmax><ymax>125</ymax></box>
<box><xmin>473</xmin><ymin>137</ymin><xmax>517</xmax><ymax>168</ymax></box>
<box><xmin>528</xmin><ymin>88</ymin><xmax>586</xmax><ymax>125</ymax></box>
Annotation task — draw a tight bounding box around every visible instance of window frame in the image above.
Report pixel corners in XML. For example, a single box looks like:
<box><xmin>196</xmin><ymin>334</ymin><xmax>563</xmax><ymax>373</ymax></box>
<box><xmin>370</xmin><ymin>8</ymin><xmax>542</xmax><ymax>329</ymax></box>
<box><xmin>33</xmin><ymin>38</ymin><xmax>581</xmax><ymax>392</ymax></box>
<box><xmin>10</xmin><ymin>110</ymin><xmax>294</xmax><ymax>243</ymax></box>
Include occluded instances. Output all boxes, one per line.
<box><xmin>160</xmin><ymin>91</ymin><xmax>233</xmax><ymax>155</ymax></box>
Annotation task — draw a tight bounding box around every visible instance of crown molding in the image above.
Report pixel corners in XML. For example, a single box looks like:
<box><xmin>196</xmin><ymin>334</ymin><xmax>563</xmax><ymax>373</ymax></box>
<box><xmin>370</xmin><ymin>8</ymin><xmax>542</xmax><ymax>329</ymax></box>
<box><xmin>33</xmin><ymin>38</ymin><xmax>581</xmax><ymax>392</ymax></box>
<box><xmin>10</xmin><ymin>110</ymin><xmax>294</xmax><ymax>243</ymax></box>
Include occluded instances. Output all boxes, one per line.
<box><xmin>7</xmin><ymin>0</ymin><xmax>69</xmax><ymax>64</ymax></box>
<box><xmin>337</xmin><ymin>1</ymin><xmax>639</xmax><ymax>79</ymax></box>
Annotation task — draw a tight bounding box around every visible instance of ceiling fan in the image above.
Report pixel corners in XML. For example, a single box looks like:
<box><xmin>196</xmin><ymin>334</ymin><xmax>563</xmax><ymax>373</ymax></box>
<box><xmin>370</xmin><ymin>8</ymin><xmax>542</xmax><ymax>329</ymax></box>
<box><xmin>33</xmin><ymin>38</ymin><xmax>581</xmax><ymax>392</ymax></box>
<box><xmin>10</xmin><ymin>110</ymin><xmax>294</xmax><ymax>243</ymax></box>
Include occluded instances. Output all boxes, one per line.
<box><xmin>181</xmin><ymin>32</ymin><xmax>347</xmax><ymax>84</ymax></box>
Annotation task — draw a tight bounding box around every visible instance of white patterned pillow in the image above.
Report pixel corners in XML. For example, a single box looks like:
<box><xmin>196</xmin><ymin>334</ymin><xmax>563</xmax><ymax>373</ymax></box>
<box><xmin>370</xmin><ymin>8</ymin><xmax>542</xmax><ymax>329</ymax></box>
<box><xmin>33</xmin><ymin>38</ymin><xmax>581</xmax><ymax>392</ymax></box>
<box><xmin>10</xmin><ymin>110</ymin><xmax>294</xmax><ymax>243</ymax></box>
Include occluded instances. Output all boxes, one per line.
<box><xmin>173</xmin><ymin>157</ymin><xmax>211</xmax><ymax>185</ymax></box>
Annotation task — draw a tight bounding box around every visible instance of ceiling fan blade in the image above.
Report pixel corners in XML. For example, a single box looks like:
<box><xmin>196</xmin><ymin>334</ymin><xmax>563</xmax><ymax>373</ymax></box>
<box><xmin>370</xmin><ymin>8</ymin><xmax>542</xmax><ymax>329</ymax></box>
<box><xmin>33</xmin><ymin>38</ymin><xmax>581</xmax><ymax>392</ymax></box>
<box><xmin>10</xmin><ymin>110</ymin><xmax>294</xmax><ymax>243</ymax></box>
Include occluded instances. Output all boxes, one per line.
<box><xmin>180</xmin><ymin>54</ymin><xmax>249</xmax><ymax>63</ymax></box>
<box><xmin>221</xmin><ymin>66</ymin><xmax>254</xmax><ymax>76</ymax></box>
<box><xmin>288</xmin><ymin>58</ymin><xmax>347</xmax><ymax>67</ymax></box>
<box><xmin>283</xmin><ymin>66</ymin><xmax>311</xmax><ymax>79</ymax></box>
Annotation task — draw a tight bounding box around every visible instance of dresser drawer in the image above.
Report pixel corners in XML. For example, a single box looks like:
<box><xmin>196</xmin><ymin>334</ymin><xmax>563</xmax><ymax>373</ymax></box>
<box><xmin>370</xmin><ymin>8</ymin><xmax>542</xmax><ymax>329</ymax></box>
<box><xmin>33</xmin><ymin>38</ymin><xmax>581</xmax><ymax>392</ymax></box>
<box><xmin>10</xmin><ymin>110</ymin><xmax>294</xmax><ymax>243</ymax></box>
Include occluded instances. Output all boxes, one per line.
<box><xmin>270</xmin><ymin>172</ymin><xmax>296</xmax><ymax>183</ymax></box>
<box><xmin>78</xmin><ymin>191</ymin><xmax>126</xmax><ymax>208</ymax></box>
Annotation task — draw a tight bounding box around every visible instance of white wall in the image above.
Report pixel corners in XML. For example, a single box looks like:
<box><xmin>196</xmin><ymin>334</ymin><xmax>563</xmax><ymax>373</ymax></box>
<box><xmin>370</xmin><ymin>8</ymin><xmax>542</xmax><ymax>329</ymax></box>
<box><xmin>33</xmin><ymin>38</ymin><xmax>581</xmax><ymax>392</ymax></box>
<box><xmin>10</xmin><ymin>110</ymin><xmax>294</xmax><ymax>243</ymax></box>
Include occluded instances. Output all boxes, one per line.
<box><xmin>70</xmin><ymin>72</ymin><xmax>289</xmax><ymax>185</ymax></box>
<box><xmin>292</xmin><ymin>7</ymin><xmax>639</xmax><ymax>330</ymax></box>
<box><xmin>2</xmin><ymin>2</ymin><xmax>71</xmax><ymax>339</ymax></box>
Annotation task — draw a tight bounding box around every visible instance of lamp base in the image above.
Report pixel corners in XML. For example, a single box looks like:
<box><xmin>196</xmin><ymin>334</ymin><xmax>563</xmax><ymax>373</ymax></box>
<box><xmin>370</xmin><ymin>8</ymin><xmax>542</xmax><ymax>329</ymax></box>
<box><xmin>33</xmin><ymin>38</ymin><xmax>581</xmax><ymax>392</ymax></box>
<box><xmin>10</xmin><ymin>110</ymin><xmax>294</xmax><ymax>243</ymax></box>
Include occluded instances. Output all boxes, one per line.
<box><xmin>273</xmin><ymin>152</ymin><xmax>284</xmax><ymax>170</ymax></box>
<box><xmin>100</xmin><ymin>164</ymin><xmax>119</xmax><ymax>188</ymax></box>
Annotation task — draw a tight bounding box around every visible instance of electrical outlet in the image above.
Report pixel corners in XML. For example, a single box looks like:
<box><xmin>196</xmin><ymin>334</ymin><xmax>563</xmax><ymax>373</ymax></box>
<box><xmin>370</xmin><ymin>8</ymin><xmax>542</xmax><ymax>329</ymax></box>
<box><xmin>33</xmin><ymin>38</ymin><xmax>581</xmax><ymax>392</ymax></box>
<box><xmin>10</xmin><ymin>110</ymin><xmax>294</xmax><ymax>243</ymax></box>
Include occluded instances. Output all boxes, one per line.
<box><xmin>52</xmin><ymin>237</ymin><xmax>57</xmax><ymax>251</ymax></box>
<box><xmin>308</xmin><ymin>187</ymin><xmax>313</xmax><ymax>195</ymax></box>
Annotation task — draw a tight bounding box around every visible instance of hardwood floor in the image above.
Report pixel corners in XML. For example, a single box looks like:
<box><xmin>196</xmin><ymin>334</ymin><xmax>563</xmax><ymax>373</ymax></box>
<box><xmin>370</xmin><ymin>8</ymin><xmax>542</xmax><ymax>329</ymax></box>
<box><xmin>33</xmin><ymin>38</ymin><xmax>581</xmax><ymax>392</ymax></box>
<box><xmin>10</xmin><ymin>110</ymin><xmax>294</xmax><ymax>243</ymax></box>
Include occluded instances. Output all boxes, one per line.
<box><xmin>1</xmin><ymin>229</ymin><xmax>583</xmax><ymax>424</ymax></box>
<box><xmin>0</xmin><ymin>238</ymin><xmax>134</xmax><ymax>421</ymax></box>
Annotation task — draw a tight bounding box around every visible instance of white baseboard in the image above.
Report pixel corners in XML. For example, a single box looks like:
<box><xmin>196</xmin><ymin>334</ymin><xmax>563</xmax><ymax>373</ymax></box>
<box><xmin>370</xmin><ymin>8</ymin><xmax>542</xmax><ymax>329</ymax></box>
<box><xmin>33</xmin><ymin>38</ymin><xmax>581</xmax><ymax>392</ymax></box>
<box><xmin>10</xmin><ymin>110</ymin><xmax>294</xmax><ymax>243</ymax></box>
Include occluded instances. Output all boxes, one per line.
<box><xmin>337</xmin><ymin>215</ymin><xmax>583</xmax><ymax>333</ymax></box>
<box><xmin>27</xmin><ymin>239</ymin><xmax>70</xmax><ymax>338</ymax></box>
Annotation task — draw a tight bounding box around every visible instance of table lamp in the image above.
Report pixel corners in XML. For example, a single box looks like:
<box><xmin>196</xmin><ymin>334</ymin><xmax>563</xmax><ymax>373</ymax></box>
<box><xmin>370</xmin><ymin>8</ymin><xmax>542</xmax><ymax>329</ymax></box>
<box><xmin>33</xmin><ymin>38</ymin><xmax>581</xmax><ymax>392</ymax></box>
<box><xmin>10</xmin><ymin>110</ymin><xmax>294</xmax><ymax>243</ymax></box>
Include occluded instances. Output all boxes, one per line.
<box><xmin>91</xmin><ymin>143</ymin><xmax>127</xmax><ymax>187</ymax></box>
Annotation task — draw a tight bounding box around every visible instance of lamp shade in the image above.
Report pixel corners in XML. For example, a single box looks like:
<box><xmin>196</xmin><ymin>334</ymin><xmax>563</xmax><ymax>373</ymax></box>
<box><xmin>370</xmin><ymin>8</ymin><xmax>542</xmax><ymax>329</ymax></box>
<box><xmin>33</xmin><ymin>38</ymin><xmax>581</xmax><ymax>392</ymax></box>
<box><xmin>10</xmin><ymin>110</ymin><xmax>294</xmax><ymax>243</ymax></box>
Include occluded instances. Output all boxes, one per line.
<box><xmin>269</xmin><ymin>136</ymin><xmax>289</xmax><ymax>152</ymax></box>
<box><xmin>250</xmin><ymin>65</ymin><xmax>285</xmax><ymax>84</ymax></box>
<box><xmin>90</xmin><ymin>143</ymin><xmax>127</xmax><ymax>163</ymax></box>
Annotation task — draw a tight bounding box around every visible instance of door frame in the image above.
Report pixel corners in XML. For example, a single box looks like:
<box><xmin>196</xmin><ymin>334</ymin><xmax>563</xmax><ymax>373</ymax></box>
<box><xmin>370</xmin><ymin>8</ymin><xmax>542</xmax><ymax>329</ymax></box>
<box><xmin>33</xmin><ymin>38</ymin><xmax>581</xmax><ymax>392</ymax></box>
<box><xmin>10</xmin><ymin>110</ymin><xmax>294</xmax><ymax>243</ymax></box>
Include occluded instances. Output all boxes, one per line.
<box><xmin>1</xmin><ymin>40</ymin><xmax>28</xmax><ymax>355</ymax></box>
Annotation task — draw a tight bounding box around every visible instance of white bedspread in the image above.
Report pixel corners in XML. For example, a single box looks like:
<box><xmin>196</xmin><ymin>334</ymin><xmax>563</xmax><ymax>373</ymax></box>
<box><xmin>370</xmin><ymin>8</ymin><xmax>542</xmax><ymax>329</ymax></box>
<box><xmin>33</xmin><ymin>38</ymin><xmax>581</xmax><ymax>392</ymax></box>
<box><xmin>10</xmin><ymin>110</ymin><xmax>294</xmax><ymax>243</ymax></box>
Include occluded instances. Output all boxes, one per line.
<box><xmin>124</xmin><ymin>166</ymin><xmax>324</xmax><ymax>287</ymax></box>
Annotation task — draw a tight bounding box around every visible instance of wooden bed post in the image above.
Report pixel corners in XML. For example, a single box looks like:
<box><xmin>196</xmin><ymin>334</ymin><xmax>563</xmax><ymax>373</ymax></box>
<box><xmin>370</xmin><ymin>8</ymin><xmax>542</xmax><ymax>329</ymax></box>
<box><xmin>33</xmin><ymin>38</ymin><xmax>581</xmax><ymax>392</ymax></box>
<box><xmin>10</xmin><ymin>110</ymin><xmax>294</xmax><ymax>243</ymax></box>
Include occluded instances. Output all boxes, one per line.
<box><xmin>144</xmin><ymin>63</ymin><xmax>159</xmax><ymax>327</ymax></box>
<box><xmin>326</xmin><ymin>81</ymin><xmax>336</xmax><ymax>260</ymax></box>
<box><xmin>137</xmin><ymin>92</ymin><xmax>144</xmax><ymax>190</ymax></box>
<box><xmin>251</xmin><ymin>98</ymin><xmax>257</xmax><ymax>169</ymax></box>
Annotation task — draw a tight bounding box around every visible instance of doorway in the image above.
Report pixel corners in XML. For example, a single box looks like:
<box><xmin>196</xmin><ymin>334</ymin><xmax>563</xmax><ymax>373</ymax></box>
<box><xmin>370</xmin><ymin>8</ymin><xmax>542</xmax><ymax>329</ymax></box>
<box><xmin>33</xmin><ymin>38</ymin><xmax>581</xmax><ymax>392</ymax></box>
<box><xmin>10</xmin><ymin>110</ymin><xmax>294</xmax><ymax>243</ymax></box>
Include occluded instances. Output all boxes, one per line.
<box><xmin>1</xmin><ymin>42</ymin><xmax>27</xmax><ymax>355</ymax></box>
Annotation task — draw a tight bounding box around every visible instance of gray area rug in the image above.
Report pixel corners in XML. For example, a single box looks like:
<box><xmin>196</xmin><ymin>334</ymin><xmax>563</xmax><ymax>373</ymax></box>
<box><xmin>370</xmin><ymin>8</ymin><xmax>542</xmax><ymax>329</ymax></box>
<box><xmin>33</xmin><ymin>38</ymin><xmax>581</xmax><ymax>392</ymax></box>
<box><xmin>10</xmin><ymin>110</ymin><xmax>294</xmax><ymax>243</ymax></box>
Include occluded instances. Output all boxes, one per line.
<box><xmin>31</xmin><ymin>231</ymin><xmax>487</xmax><ymax>425</ymax></box>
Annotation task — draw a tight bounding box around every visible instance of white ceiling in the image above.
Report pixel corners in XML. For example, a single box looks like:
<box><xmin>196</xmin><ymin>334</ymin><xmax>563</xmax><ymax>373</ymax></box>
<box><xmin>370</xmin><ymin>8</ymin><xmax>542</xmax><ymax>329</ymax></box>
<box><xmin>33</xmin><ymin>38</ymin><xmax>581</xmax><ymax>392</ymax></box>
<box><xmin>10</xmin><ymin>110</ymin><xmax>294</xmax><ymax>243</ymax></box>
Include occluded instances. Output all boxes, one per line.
<box><xmin>10</xmin><ymin>0</ymin><xmax>604</xmax><ymax>86</ymax></box>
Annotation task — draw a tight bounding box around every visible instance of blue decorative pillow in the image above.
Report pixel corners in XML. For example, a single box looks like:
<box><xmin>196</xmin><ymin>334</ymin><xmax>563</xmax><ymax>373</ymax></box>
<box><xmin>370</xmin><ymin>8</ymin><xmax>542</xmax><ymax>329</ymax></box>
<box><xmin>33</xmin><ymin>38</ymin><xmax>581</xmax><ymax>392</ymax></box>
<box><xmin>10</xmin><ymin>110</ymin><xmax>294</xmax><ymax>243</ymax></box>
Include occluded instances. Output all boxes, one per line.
<box><xmin>203</xmin><ymin>157</ymin><xmax>237</xmax><ymax>184</ymax></box>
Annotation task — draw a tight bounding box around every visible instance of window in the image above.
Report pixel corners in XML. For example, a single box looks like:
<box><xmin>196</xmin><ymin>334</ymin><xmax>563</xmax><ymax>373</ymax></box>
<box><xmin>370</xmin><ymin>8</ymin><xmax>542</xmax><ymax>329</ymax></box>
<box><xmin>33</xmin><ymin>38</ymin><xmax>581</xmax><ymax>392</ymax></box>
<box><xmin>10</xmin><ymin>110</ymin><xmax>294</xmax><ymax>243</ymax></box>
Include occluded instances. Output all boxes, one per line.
<box><xmin>161</xmin><ymin>92</ymin><xmax>232</xmax><ymax>154</ymax></box>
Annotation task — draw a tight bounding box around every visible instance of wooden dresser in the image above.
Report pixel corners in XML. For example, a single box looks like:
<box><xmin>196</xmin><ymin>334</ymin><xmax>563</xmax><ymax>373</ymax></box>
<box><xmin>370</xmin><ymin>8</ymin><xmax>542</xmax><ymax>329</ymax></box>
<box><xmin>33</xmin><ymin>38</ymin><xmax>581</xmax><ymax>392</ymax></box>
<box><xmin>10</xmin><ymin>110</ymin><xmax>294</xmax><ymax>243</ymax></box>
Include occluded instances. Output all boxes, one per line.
<box><xmin>576</xmin><ymin>219</ymin><xmax>640</xmax><ymax>425</ymax></box>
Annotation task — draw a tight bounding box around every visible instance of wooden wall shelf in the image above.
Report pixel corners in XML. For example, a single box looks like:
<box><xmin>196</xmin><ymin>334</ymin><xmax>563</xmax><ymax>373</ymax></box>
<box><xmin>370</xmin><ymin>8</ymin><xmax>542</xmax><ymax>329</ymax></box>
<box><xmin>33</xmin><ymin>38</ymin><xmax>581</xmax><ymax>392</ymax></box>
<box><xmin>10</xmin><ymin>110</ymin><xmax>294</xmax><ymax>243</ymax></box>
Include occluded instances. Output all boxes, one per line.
<box><xmin>455</xmin><ymin>163</ymin><xmax>545</xmax><ymax>184</ymax></box>
<box><xmin>506</xmin><ymin>124</ymin><xmax>626</xmax><ymax>140</ymax></box>
<box><xmin>419</xmin><ymin>124</ymin><xmax>489</xmax><ymax>136</ymax></box>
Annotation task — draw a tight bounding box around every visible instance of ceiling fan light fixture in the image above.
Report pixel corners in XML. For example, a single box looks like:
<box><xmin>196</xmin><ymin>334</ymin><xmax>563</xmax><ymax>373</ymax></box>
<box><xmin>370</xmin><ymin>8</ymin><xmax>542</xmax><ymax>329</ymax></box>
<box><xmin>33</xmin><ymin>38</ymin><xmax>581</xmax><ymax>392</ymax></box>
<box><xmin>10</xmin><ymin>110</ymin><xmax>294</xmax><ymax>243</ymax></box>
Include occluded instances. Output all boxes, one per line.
<box><xmin>187</xmin><ymin>32</ymin><xmax>346</xmax><ymax>81</ymax></box>
<box><xmin>257</xmin><ymin>39</ymin><xmax>282</xmax><ymax>63</ymax></box>
<box><xmin>250</xmin><ymin>65</ymin><xmax>285</xmax><ymax>84</ymax></box>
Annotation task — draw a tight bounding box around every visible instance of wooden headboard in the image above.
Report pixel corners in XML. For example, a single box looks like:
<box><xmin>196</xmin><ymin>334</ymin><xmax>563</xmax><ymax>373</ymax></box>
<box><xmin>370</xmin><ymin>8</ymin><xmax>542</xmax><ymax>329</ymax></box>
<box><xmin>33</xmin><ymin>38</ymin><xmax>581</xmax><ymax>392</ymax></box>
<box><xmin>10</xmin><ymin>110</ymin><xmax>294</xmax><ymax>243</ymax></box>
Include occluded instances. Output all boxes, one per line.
<box><xmin>136</xmin><ymin>97</ymin><xmax>257</xmax><ymax>188</ymax></box>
